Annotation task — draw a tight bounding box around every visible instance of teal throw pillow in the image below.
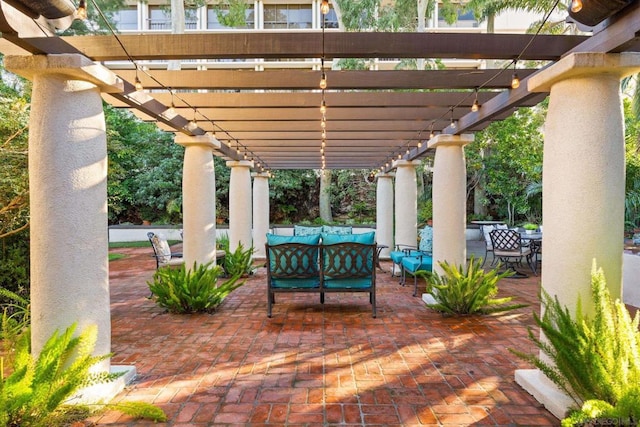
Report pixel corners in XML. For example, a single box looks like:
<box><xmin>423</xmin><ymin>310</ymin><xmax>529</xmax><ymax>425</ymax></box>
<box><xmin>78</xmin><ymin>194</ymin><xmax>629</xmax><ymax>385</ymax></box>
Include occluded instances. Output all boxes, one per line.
<box><xmin>419</xmin><ymin>226</ymin><xmax>433</xmax><ymax>253</ymax></box>
<box><xmin>322</xmin><ymin>225</ymin><xmax>353</xmax><ymax>235</ymax></box>
<box><xmin>294</xmin><ymin>225</ymin><xmax>323</xmax><ymax>236</ymax></box>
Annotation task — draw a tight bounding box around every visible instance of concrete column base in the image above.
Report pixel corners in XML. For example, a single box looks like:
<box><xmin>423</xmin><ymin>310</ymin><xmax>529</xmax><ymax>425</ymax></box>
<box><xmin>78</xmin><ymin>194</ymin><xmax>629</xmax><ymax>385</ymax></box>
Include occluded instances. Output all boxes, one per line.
<box><xmin>68</xmin><ymin>365</ymin><xmax>137</xmax><ymax>404</ymax></box>
<box><xmin>515</xmin><ymin>369</ymin><xmax>572</xmax><ymax>420</ymax></box>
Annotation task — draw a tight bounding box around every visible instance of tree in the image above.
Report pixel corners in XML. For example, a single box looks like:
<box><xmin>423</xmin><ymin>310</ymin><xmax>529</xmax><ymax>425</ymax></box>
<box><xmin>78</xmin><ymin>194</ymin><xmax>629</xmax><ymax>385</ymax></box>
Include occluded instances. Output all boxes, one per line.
<box><xmin>466</xmin><ymin>105</ymin><xmax>545</xmax><ymax>225</ymax></box>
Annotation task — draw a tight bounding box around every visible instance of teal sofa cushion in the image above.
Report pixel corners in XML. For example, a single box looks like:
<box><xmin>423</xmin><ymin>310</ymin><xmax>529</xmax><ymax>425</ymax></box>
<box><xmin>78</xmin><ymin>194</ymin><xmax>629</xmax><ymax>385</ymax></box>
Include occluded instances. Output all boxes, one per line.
<box><xmin>266</xmin><ymin>233</ymin><xmax>321</xmax><ymax>245</ymax></box>
<box><xmin>321</xmin><ymin>231</ymin><xmax>375</xmax><ymax>245</ymax></box>
<box><xmin>271</xmin><ymin>277</ymin><xmax>320</xmax><ymax>289</ymax></box>
<box><xmin>323</xmin><ymin>277</ymin><xmax>372</xmax><ymax>289</ymax></box>
<box><xmin>294</xmin><ymin>225</ymin><xmax>323</xmax><ymax>236</ymax></box>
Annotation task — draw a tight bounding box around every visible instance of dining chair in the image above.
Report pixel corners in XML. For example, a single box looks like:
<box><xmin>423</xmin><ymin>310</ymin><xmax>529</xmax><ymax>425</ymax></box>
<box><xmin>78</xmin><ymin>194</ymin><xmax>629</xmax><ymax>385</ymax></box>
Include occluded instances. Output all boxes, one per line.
<box><xmin>489</xmin><ymin>229</ymin><xmax>536</xmax><ymax>275</ymax></box>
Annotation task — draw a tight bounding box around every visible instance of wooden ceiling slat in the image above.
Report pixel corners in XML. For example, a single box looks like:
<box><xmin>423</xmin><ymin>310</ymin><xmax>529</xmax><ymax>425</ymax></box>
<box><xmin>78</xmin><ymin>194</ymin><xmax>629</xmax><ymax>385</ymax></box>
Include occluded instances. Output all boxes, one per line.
<box><xmin>115</xmin><ymin>69</ymin><xmax>538</xmax><ymax>90</ymax></box>
<box><xmin>58</xmin><ymin>33</ymin><xmax>588</xmax><ymax>61</ymax></box>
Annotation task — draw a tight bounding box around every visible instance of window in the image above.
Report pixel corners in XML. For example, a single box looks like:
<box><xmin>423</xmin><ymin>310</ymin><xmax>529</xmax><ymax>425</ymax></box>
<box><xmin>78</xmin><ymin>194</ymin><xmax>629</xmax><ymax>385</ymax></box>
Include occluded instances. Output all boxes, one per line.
<box><xmin>111</xmin><ymin>7</ymin><xmax>138</xmax><ymax>31</ymax></box>
<box><xmin>322</xmin><ymin>8</ymin><xmax>338</xmax><ymax>29</ymax></box>
<box><xmin>148</xmin><ymin>6</ymin><xmax>198</xmax><ymax>30</ymax></box>
<box><xmin>264</xmin><ymin>4</ymin><xmax>312</xmax><ymax>29</ymax></box>
<box><xmin>437</xmin><ymin>6</ymin><xmax>478</xmax><ymax>28</ymax></box>
<box><xmin>207</xmin><ymin>5</ymin><xmax>255</xmax><ymax>29</ymax></box>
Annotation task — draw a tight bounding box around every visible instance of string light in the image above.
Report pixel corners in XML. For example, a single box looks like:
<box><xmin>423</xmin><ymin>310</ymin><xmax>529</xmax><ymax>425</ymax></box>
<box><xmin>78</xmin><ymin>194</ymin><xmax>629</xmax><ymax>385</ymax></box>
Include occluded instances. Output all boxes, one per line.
<box><xmin>134</xmin><ymin>74</ymin><xmax>143</xmax><ymax>91</ymax></box>
<box><xmin>76</xmin><ymin>0</ymin><xmax>87</xmax><ymax>20</ymax></box>
<box><xmin>570</xmin><ymin>0</ymin><xmax>582</xmax><ymax>13</ymax></box>
<box><xmin>511</xmin><ymin>61</ymin><xmax>520</xmax><ymax>89</ymax></box>
<box><xmin>320</xmin><ymin>99</ymin><xmax>327</xmax><ymax>114</ymax></box>
<box><xmin>320</xmin><ymin>0</ymin><xmax>330</xmax><ymax>15</ymax></box>
<box><xmin>449</xmin><ymin>107</ymin><xmax>457</xmax><ymax>130</ymax></box>
<box><xmin>321</xmin><ymin>129</ymin><xmax>326</xmax><ymax>139</ymax></box>
<box><xmin>471</xmin><ymin>88</ymin><xmax>480</xmax><ymax>112</ymax></box>
<box><xmin>319</xmin><ymin>72</ymin><xmax>327</xmax><ymax>89</ymax></box>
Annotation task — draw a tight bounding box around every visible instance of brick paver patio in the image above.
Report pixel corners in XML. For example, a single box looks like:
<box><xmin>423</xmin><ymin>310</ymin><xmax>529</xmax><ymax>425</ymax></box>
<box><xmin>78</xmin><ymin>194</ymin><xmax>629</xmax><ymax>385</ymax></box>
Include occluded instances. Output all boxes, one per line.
<box><xmin>92</xmin><ymin>244</ymin><xmax>560</xmax><ymax>426</ymax></box>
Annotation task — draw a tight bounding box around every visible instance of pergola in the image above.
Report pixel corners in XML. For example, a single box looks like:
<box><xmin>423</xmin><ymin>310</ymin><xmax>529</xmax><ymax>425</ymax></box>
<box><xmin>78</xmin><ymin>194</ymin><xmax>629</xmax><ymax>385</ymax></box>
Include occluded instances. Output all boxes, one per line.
<box><xmin>2</xmin><ymin>0</ymin><xmax>640</xmax><ymax>418</ymax></box>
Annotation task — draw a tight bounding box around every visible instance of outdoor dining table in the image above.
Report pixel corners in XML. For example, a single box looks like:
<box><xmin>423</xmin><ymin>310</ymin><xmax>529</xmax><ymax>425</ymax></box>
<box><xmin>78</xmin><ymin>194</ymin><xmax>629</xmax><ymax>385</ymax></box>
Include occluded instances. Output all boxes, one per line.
<box><xmin>521</xmin><ymin>232</ymin><xmax>542</xmax><ymax>259</ymax></box>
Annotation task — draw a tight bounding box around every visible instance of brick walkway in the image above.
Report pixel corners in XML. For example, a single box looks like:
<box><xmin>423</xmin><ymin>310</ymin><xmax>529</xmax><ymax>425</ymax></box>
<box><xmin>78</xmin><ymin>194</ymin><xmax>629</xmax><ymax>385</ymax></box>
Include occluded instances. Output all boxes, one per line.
<box><xmin>91</xmin><ymin>246</ymin><xmax>560</xmax><ymax>426</ymax></box>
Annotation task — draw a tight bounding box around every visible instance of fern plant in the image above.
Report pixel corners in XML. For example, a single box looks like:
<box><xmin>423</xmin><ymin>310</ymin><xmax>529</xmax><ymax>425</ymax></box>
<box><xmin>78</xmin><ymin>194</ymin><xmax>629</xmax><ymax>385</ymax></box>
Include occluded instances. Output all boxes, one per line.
<box><xmin>0</xmin><ymin>323</ymin><xmax>166</xmax><ymax>426</ymax></box>
<box><xmin>148</xmin><ymin>261</ymin><xmax>244</xmax><ymax>313</ymax></box>
<box><xmin>511</xmin><ymin>262</ymin><xmax>640</xmax><ymax>423</ymax></box>
<box><xmin>423</xmin><ymin>256</ymin><xmax>526</xmax><ymax>315</ymax></box>
<box><xmin>223</xmin><ymin>242</ymin><xmax>255</xmax><ymax>277</ymax></box>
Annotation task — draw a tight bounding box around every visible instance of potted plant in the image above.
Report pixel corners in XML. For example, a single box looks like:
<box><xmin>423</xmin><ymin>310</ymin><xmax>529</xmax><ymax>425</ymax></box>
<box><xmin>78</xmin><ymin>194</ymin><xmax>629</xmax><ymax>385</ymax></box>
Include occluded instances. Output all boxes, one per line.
<box><xmin>523</xmin><ymin>223</ymin><xmax>538</xmax><ymax>234</ymax></box>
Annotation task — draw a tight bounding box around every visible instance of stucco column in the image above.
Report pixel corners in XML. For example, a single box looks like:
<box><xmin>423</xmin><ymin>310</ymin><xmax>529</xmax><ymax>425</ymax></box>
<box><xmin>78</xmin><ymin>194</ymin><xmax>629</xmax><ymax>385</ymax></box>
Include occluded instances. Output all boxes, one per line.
<box><xmin>515</xmin><ymin>52</ymin><xmax>640</xmax><ymax>419</ymax></box>
<box><xmin>393</xmin><ymin>160</ymin><xmax>420</xmax><ymax>248</ymax></box>
<box><xmin>176</xmin><ymin>134</ymin><xmax>220</xmax><ymax>267</ymax></box>
<box><xmin>227</xmin><ymin>160</ymin><xmax>254</xmax><ymax>252</ymax></box>
<box><xmin>252</xmin><ymin>172</ymin><xmax>270</xmax><ymax>259</ymax></box>
<box><xmin>376</xmin><ymin>173</ymin><xmax>394</xmax><ymax>258</ymax></box>
<box><xmin>429</xmin><ymin>134</ymin><xmax>474</xmax><ymax>275</ymax></box>
<box><xmin>4</xmin><ymin>55</ymin><xmax>122</xmax><ymax>370</ymax></box>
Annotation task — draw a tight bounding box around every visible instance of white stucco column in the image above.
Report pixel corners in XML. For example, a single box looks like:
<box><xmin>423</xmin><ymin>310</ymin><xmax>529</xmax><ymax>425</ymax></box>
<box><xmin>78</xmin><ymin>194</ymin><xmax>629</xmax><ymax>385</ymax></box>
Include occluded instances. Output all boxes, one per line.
<box><xmin>252</xmin><ymin>172</ymin><xmax>270</xmax><ymax>259</ymax></box>
<box><xmin>376</xmin><ymin>173</ymin><xmax>394</xmax><ymax>258</ymax></box>
<box><xmin>176</xmin><ymin>134</ymin><xmax>220</xmax><ymax>267</ymax></box>
<box><xmin>4</xmin><ymin>55</ymin><xmax>122</xmax><ymax>371</ymax></box>
<box><xmin>227</xmin><ymin>160</ymin><xmax>254</xmax><ymax>252</ymax></box>
<box><xmin>515</xmin><ymin>53</ymin><xmax>640</xmax><ymax>419</ymax></box>
<box><xmin>393</xmin><ymin>160</ymin><xmax>420</xmax><ymax>248</ymax></box>
<box><xmin>429</xmin><ymin>134</ymin><xmax>474</xmax><ymax>275</ymax></box>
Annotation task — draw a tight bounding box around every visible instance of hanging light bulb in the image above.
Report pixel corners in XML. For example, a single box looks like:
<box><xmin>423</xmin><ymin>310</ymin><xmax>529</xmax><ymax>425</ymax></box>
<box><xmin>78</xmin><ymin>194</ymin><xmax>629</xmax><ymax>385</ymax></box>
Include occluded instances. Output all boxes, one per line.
<box><xmin>417</xmin><ymin>141</ymin><xmax>422</xmax><ymax>148</ymax></box>
<box><xmin>243</xmin><ymin>152</ymin><xmax>248</xmax><ymax>160</ymax></box>
<box><xmin>449</xmin><ymin>107</ymin><xmax>456</xmax><ymax>129</ymax></box>
<box><xmin>320</xmin><ymin>116</ymin><xmax>326</xmax><ymax>129</ymax></box>
<box><xmin>397</xmin><ymin>153</ymin><xmax>402</xmax><ymax>160</ymax></box>
<box><xmin>319</xmin><ymin>72</ymin><xmax>327</xmax><ymax>89</ymax></box>
<box><xmin>406</xmin><ymin>148</ymin><xmax>410</xmax><ymax>155</ymax></box>
<box><xmin>76</xmin><ymin>0</ymin><xmax>87</xmax><ymax>20</ymax></box>
<box><xmin>320</xmin><ymin>100</ymin><xmax>327</xmax><ymax>114</ymax></box>
<box><xmin>511</xmin><ymin>61</ymin><xmax>520</xmax><ymax>89</ymax></box>
<box><xmin>320</xmin><ymin>0</ymin><xmax>330</xmax><ymax>15</ymax></box>
<box><xmin>570</xmin><ymin>0</ymin><xmax>583</xmax><ymax>13</ymax></box>
<box><xmin>471</xmin><ymin>88</ymin><xmax>480</xmax><ymax>112</ymax></box>
<box><xmin>134</xmin><ymin>75</ymin><xmax>143</xmax><ymax>91</ymax></box>
<box><xmin>320</xmin><ymin>147</ymin><xmax>324</xmax><ymax>155</ymax></box>
<box><xmin>321</xmin><ymin>140</ymin><xmax>326</xmax><ymax>148</ymax></box>
<box><xmin>321</xmin><ymin>129</ymin><xmax>326</xmax><ymax>139</ymax></box>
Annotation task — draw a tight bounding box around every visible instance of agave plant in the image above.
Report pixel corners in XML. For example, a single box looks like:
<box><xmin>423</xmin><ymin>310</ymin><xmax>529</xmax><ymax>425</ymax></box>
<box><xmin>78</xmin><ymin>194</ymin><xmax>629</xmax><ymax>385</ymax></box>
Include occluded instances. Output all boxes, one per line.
<box><xmin>423</xmin><ymin>256</ymin><xmax>524</xmax><ymax>315</ymax></box>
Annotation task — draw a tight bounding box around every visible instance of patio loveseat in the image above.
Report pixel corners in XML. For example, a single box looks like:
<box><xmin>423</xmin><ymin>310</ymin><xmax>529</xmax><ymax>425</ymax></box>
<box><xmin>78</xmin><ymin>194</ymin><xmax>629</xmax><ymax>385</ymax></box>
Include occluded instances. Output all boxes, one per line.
<box><xmin>265</xmin><ymin>231</ymin><xmax>377</xmax><ymax>318</ymax></box>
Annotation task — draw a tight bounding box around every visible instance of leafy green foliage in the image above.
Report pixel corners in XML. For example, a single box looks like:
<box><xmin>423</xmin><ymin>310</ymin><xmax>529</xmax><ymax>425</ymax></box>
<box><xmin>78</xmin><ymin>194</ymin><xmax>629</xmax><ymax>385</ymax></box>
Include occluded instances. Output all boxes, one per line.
<box><xmin>148</xmin><ymin>262</ymin><xmax>244</xmax><ymax>313</ymax></box>
<box><xmin>223</xmin><ymin>242</ymin><xmax>255</xmax><ymax>277</ymax></box>
<box><xmin>0</xmin><ymin>324</ymin><xmax>109</xmax><ymax>426</ymax></box>
<box><xmin>466</xmin><ymin>106</ymin><xmax>545</xmax><ymax>225</ymax></box>
<box><xmin>511</xmin><ymin>262</ymin><xmax>640</xmax><ymax>417</ymax></box>
<box><xmin>562</xmin><ymin>389</ymin><xmax>640</xmax><ymax>427</ymax></box>
<box><xmin>423</xmin><ymin>256</ymin><xmax>525</xmax><ymax>315</ymax></box>
<box><xmin>0</xmin><ymin>323</ymin><xmax>166</xmax><ymax>426</ymax></box>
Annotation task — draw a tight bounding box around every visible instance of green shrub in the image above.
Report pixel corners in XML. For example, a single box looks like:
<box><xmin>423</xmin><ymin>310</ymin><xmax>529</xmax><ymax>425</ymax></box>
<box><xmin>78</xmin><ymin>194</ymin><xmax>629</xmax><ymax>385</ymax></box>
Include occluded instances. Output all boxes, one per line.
<box><xmin>217</xmin><ymin>233</ymin><xmax>230</xmax><ymax>251</ymax></box>
<box><xmin>223</xmin><ymin>242</ymin><xmax>255</xmax><ymax>277</ymax></box>
<box><xmin>0</xmin><ymin>323</ymin><xmax>166</xmax><ymax>426</ymax></box>
<box><xmin>422</xmin><ymin>256</ymin><xmax>525</xmax><ymax>315</ymax></box>
<box><xmin>148</xmin><ymin>262</ymin><xmax>244</xmax><ymax>313</ymax></box>
<box><xmin>0</xmin><ymin>287</ymin><xmax>29</xmax><ymax>353</ymax></box>
<box><xmin>511</xmin><ymin>262</ymin><xmax>640</xmax><ymax>423</ymax></box>
<box><xmin>0</xmin><ymin>235</ymin><xmax>29</xmax><ymax>299</ymax></box>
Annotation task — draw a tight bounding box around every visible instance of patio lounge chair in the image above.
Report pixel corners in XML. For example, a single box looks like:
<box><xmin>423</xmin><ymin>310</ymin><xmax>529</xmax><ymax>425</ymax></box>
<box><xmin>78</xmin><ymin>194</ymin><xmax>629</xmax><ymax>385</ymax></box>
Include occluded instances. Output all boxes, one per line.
<box><xmin>147</xmin><ymin>231</ymin><xmax>183</xmax><ymax>270</ymax></box>
<box><xmin>389</xmin><ymin>224</ymin><xmax>433</xmax><ymax>277</ymax></box>
<box><xmin>399</xmin><ymin>225</ymin><xmax>434</xmax><ymax>296</ymax></box>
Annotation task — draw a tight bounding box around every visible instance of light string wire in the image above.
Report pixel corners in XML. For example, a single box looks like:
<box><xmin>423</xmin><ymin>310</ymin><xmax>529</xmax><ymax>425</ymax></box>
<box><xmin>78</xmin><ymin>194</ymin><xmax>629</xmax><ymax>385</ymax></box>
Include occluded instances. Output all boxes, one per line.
<box><xmin>386</xmin><ymin>0</ymin><xmax>561</xmax><ymax>171</ymax></box>
<box><xmin>88</xmin><ymin>0</ymin><xmax>269</xmax><ymax>172</ymax></box>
